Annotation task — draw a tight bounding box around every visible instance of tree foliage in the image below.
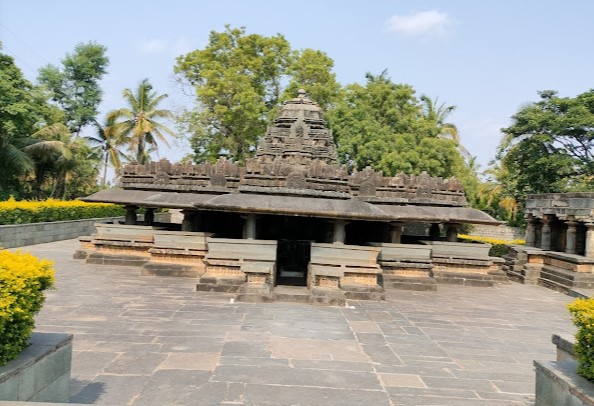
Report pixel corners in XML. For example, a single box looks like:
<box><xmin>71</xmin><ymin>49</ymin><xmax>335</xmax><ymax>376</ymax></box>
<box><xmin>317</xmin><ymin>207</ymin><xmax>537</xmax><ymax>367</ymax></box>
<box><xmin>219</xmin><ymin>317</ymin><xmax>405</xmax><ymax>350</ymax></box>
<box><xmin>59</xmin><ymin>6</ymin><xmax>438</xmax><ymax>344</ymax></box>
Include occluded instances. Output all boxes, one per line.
<box><xmin>89</xmin><ymin>116</ymin><xmax>127</xmax><ymax>186</ymax></box>
<box><xmin>0</xmin><ymin>50</ymin><xmax>65</xmax><ymax>198</ymax></box>
<box><xmin>281</xmin><ymin>49</ymin><xmax>341</xmax><ymax>111</ymax></box>
<box><xmin>0</xmin><ymin>43</ymin><xmax>107</xmax><ymax>200</ymax></box>
<box><xmin>175</xmin><ymin>25</ymin><xmax>340</xmax><ymax>163</ymax></box>
<box><xmin>326</xmin><ymin>72</ymin><xmax>476</xmax><ymax>196</ymax></box>
<box><xmin>38</xmin><ymin>41</ymin><xmax>109</xmax><ymax>135</ymax></box>
<box><xmin>499</xmin><ymin>89</ymin><xmax>594</xmax><ymax>198</ymax></box>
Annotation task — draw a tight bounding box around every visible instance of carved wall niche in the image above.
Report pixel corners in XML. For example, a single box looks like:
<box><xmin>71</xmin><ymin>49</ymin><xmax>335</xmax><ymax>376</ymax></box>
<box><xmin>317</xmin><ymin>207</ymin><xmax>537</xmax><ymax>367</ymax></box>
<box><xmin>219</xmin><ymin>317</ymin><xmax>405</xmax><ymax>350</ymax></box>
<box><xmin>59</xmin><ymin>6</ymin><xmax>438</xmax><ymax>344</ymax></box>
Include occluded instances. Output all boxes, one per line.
<box><xmin>286</xmin><ymin>171</ymin><xmax>308</xmax><ymax>189</ymax></box>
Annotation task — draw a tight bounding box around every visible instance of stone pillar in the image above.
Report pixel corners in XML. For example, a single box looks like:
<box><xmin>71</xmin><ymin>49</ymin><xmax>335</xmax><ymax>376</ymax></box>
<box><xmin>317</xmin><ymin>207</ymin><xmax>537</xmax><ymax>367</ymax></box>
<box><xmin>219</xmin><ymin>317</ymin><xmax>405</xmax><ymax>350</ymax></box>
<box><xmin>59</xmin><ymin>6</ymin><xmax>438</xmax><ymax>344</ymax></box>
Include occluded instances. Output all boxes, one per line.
<box><xmin>586</xmin><ymin>223</ymin><xmax>594</xmax><ymax>259</ymax></box>
<box><xmin>565</xmin><ymin>220</ymin><xmax>578</xmax><ymax>255</ymax></box>
<box><xmin>445</xmin><ymin>223</ymin><xmax>459</xmax><ymax>242</ymax></box>
<box><xmin>540</xmin><ymin>215</ymin><xmax>552</xmax><ymax>251</ymax></box>
<box><xmin>525</xmin><ymin>215</ymin><xmax>536</xmax><ymax>247</ymax></box>
<box><xmin>181</xmin><ymin>210</ymin><xmax>194</xmax><ymax>232</ymax></box>
<box><xmin>333</xmin><ymin>219</ymin><xmax>347</xmax><ymax>245</ymax></box>
<box><xmin>144</xmin><ymin>208</ymin><xmax>155</xmax><ymax>226</ymax></box>
<box><xmin>125</xmin><ymin>205</ymin><xmax>137</xmax><ymax>225</ymax></box>
<box><xmin>429</xmin><ymin>223</ymin><xmax>441</xmax><ymax>240</ymax></box>
<box><xmin>389</xmin><ymin>222</ymin><xmax>403</xmax><ymax>244</ymax></box>
<box><xmin>243</xmin><ymin>214</ymin><xmax>257</xmax><ymax>240</ymax></box>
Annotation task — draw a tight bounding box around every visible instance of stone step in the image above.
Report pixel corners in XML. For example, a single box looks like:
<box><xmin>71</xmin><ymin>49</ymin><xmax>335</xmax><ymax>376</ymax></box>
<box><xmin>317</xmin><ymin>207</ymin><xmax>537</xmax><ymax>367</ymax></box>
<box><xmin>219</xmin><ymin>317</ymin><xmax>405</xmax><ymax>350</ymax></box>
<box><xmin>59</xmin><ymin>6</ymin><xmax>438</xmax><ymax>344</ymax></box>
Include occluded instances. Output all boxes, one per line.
<box><xmin>383</xmin><ymin>276</ymin><xmax>437</xmax><ymax>291</ymax></box>
<box><xmin>540</xmin><ymin>264</ymin><xmax>594</xmax><ymax>289</ymax></box>
<box><xmin>273</xmin><ymin>286</ymin><xmax>310</xmax><ymax>303</ymax></box>
<box><xmin>432</xmin><ymin>271</ymin><xmax>496</xmax><ymax>287</ymax></box>
<box><xmin>142</xmin><ymin>263</ymin><xmax>202</xmax><ymax>277</ymax></box>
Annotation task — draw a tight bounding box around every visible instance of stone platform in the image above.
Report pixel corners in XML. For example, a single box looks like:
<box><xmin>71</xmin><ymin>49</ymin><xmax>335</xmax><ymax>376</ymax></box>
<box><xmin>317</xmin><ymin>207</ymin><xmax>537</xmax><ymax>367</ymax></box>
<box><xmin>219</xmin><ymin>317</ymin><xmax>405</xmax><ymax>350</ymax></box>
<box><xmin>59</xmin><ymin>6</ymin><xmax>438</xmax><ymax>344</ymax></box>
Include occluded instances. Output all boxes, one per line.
<box><xmin>20</xmin><ymin>239</ymin><xmax>576</xmax><ymax>405</ymax></box>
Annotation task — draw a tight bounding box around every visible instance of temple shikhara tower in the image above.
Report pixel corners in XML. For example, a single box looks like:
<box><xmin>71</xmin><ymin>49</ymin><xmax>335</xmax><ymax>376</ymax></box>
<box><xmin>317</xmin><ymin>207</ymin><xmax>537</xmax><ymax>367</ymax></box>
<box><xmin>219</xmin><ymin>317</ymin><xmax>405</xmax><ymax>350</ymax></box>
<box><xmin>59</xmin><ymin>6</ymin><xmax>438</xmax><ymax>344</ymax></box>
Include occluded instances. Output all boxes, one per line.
<box><xmin>77</xmin><ymin>91</ymin><xmax>504</xmax><ymax>304</ymax></box>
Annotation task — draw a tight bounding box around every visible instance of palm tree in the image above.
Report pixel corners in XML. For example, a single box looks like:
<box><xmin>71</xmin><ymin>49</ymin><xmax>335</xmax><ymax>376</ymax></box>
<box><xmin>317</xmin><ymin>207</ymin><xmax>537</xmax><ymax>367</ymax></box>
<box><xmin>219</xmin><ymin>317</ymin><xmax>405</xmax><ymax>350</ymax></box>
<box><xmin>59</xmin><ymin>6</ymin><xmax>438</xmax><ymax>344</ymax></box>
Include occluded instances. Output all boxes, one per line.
<box><xmin>108</xmin><ymin>79</ymin><xmax>175</xmax><ymax>164</ymax></box>
<box><xmin>420</xmin><ymin>95</ymin><xmax>458</xmax><ymax>141</ymax></box>
<box><xmin>477</xmin><ymin>162</ymin><xmax>519</xmax><ymax>223</ymax></box>
<box><xmin>420</xmin><ymin>95</ymin><xmax>473</xmax><ymax>160</ymax></box>
<box><xmin>26</xmin><ymin>123</ymin><xmax>75</xmax><ymax>198</ymax></box>
<box><xmin>0</xmin><ymin>133</ymin><xmax>36</xmax><ymax>191</ymax></box>
<box><xmin>88</xmin><ymin>116</ymin><xmax>127</xmax><ymax>186</ymax></box>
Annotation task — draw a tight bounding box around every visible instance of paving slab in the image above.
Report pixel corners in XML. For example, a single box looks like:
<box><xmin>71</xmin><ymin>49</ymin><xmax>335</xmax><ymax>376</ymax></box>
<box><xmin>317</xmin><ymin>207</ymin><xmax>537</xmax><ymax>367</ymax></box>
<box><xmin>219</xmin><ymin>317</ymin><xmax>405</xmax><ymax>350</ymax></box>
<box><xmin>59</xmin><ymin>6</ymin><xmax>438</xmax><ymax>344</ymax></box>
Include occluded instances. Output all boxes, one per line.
<box><xmin>18</xmin><ymin>239</ymin><xmax>578</xmax><ymax>405</ymax></box>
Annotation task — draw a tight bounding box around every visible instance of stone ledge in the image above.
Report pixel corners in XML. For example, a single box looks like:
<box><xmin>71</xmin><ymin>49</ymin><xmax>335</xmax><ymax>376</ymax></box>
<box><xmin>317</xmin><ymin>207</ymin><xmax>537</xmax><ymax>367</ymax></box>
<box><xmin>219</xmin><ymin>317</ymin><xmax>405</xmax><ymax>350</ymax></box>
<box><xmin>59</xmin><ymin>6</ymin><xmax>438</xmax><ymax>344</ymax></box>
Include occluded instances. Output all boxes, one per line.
<box><xmin>535</xmin><ymin>360</ymin><xmax>594</xmax><ymax>406</ymax></box>
<box><xmin>553</xmin><ymin>333</ymin><xmax>577</xmax><ymax>362</ymax></box>
<box><xmin>0</xmin><ymin>333</ymin><xmax>72</xmax><ymax>403</ymax></box>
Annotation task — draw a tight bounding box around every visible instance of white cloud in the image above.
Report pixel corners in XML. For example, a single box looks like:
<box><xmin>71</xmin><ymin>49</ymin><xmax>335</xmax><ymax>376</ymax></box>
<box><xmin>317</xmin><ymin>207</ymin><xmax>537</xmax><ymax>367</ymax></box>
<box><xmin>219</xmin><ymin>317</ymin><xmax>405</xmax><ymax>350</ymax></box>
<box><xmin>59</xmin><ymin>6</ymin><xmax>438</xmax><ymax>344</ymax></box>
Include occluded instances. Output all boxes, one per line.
<box><xmin>386</xmin><ymin>10</ymin><xmax>451</xmax><ymax>39</ymax></box>
<box><xmin>140</xmin><ymin>37</ymin><xmax>192</xmax><ymax>56</ymax></box>
<box><xmin>173</xmin><ymin>37</ymin><xmax>191</xmax><ymax>55</ymax></box>
<box><xmin>141</xmin><ymin>39</ymin><xmax>167</xmax><ymax>54</ymax></box>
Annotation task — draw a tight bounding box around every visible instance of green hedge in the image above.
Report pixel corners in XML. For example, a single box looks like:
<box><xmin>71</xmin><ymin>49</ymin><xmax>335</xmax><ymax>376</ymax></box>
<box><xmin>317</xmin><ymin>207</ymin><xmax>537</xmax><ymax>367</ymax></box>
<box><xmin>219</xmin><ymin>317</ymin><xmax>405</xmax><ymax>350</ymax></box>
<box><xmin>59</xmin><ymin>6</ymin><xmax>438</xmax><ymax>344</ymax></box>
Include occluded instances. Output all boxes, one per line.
<box><xmin>568</xmin><ymin>298</ymin><xmax>594</xmax><ymax>382</ymax></box>
<box><xmin>0</xmin><ymin>250</ymin><xmax>55</xmax><ymax>365</ymax></box>
<box><xmin>0</xmin><ymin>198</ymin><xmax>125</xmax><ymax>225</ymax></box>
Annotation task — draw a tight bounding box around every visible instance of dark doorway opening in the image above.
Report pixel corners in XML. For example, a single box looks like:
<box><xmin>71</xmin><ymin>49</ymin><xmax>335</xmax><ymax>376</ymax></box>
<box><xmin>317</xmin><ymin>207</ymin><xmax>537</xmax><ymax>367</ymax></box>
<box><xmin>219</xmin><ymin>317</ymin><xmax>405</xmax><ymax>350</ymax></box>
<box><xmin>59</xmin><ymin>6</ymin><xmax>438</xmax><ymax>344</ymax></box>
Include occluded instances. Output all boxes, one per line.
<box><xmin>276</xmin><ymin>239</ymin><xmax>311</xmax><ymax>286</ymax></box>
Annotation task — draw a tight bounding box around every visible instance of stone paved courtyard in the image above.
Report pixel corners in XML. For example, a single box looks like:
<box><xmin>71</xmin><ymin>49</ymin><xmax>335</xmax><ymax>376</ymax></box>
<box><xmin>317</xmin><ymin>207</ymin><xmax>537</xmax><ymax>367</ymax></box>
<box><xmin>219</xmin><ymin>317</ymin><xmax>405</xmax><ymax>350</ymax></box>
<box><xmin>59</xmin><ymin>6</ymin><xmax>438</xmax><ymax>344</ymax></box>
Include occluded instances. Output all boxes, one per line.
<box><xmin>22</xmin><ymin>239</ymin><xmax>576</xmax><ymax>405</ymax></box>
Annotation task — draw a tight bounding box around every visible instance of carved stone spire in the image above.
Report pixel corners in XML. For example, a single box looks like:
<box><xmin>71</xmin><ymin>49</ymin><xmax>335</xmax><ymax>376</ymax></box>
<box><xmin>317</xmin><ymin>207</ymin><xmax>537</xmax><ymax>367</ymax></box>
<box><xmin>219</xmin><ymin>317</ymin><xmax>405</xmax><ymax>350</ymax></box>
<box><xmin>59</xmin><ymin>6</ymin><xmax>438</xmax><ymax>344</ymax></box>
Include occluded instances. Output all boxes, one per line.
<box><xmin>256</xmin><ymin>90</ymin><xmax>337</xmax><ymax>164</ymax></box>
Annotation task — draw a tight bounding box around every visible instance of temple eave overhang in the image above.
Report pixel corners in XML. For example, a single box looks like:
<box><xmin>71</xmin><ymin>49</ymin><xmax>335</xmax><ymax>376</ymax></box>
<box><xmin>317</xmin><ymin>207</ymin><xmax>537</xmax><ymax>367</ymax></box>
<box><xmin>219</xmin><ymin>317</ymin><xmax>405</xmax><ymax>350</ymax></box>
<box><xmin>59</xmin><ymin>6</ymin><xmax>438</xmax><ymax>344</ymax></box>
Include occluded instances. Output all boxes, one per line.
<box><xmin>79</xmin><ymin>189</ymin><xmax>218</xmax><ymax>209</ymax></box>
<box><xmin>81</xmin><ymin>188</ymin><xmax>500</xmax><ymax>225</ymax></box>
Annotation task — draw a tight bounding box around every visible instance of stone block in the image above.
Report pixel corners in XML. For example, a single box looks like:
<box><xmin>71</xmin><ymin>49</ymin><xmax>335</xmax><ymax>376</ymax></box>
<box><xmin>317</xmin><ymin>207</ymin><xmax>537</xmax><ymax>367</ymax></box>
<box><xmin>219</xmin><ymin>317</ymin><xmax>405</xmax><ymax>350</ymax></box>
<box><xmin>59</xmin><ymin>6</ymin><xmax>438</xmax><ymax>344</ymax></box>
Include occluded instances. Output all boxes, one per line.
<box><xmin>342</xmin><ymin>284</ymin><xmax>385</xmax><ymax>301</ymax></box>
<box><xmin>310</xmin><ymin>243</ymin><xmax>380</xmax><ymax>267</ymax></box>
<box><xmin>206</xmin><ymin>238</ymin><xmax>277</xmax><ymax>262</ymax></box>
<box><xmin>309</xmin><ymin>287</ymin><xmax>345</xmax><ymax>306</ymax></box>
<box><xmin>0</xmin><ymin>333</ymin><xmax>72</xmax><ymax>402</ymax></box>
<box><xmin>535</xmin><ymin>360</ymin><xmax>594</xmax><ymax>406</ymax></box>
<box><xmin>383</xmin><ymin>275</ymin><xmax>437</xmax><ymax>291</ymax></box>
<box><xmin>153</xmin><ymin>231</ymin><xmax>211</xmax><ymax>250</ymax></box>
<box><xmin>142</xmin><ymin>263</ymin><xmax>203</xmax><ymax>277</ymax></box>
<box><xmin>553</xmin><ymin>334</ymin><xmax>577</xmax><ymax>362</ymax></box>
<box><xmin>421</xmin><ymin>240</ymin><xmax>491</xmax><ymax>259</ymax></box>
<box><xmin>235</xmin><ymin>282</ymin><xmax>273</xmax><ymax>303</ymax></box>
<box><xmin>369</xmin><ymin>243</ymin><xmax>432</xmax><ymax>261</ymax></box>
<box><xmin>309</xmin><ymin>265</ymin><xmax>344</xmax><ymax>278</ymax></box>
<box><xmin>273</xmin><ymin>286</ymin><xmax>310</xmax><ymax>303</ymax></box>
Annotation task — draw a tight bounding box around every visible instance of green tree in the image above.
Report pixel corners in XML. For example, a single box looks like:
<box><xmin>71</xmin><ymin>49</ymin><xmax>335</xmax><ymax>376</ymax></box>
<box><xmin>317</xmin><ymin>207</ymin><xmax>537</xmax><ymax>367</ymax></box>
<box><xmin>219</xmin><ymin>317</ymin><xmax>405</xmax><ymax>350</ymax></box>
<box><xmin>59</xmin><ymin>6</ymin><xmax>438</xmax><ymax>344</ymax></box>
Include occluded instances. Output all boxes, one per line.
<box><xmin>89</xmin><ymin>116</ymin><xmax>127</xmax><ymax>186</ymax></box>
<box><xmin>476</xmin><ymin>162</ymin><xmax>521</xmax><ymax>225</ymax></box>
<box><xmin>175</xmin><ymin>26</ymin><xmax>291</xmax><ymax>163</ymax></box>
<box><xmin>38</xmin><ymin>41</ymin><xmax>109</xmax><ymax>136</ymax></box>
<box><xmin>175</xmin><ymin>26</ymin><xmax>340</xmax><ymax>163</ymax></box>
<box><xmin>420</xmin><ymin>95</ymin><xmax>458</xmax><ymax>141</ymax></box>
<box><xmin>327</xmin><ymin>73</ymin><xmax>464</xmax><ymax>174</ymax></box>
<box><xmin>0</xmin><ymin>49</ymin><xmax>65</xmax><ymax>198</ymax></box>
<box><xmin>281</xmin><ymin>49</ymin><xmax>341</xmax><ymax>110</ymax></box>
<box><xmin>420</xmin><ymin>95</ymin><xmax>473</xmax><ymax>161</ymax></box>
<box><xmin>27</xmin><ymin>123</ymin><xmax>101</xmax><ymax>199</ymax></box>
<box><xmin>499</xmin><ymin>89</ymin><xmax>594</xmax><ymax>197</ymax></box>
<box><xmin>108</xmin><ymin>79</ymin><xmax>175</xmax><ymax>164</ymax></box>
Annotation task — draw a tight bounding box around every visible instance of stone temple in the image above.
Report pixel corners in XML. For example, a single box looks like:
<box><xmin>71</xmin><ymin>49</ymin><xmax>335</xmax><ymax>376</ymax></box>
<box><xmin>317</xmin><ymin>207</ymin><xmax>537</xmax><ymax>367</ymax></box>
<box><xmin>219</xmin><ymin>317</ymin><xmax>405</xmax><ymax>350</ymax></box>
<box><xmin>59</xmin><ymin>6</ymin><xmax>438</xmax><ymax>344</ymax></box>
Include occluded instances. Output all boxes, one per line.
<box><xmin>77</xmin><ymin>90</ymin><xmax>504</xmax><ymax>304</ymax></box>
<box><xmin>504</xmin><ymin>193</ymin><xmax>594</xmax><ymax>294</ymax></box>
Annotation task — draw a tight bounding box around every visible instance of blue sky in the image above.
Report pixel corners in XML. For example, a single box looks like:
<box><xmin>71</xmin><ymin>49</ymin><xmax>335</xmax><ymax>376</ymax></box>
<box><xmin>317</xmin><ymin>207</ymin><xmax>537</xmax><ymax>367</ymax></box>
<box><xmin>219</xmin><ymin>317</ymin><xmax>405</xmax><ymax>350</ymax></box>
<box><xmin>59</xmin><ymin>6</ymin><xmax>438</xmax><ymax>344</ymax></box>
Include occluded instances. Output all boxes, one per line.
<box><xmin>2</xmin><ymin>0</ymin><xmax>593</xmax><ymax>174</ymax></box>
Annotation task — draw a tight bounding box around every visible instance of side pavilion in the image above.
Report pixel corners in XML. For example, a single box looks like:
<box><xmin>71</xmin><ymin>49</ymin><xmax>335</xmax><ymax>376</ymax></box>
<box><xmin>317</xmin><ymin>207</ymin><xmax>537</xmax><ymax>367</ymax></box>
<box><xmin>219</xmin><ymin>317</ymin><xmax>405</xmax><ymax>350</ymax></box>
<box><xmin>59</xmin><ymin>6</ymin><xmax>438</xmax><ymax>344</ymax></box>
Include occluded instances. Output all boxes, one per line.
<box><xmin>78</xmin><ymin>91</ymin><xmax>504</xmax><ymax>304</ymax></box>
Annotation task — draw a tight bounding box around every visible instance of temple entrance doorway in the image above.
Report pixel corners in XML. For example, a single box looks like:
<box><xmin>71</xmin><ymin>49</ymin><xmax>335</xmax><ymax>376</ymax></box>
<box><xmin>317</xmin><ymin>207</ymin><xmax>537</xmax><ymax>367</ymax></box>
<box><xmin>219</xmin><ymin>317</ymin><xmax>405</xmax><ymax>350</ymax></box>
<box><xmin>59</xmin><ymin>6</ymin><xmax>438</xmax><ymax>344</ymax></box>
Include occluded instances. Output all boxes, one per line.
<box><xmin>275</xmin><ymin>240</ymin><xmax>310</xmax><ymax>286</ymax></box>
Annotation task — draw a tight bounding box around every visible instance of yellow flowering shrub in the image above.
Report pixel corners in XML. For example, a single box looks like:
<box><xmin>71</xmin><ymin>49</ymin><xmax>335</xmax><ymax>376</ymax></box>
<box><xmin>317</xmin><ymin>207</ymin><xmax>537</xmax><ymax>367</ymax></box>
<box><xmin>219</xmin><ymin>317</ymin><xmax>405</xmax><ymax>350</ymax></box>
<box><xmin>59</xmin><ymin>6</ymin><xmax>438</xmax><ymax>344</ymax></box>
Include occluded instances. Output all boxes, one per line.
<box><xmin>0</xmin><ymin>250</ymin><xmax>55</xmax><ymax>365</ymax></box>
<box><xmin>457</xmin><ymin>234</ymin><xmax>526</xmax><ymax>246</ymax></box>
<box><xmin>0</xmin><ymin>197</ymin><xmax>125</xmax><ymax>225</ymax></box>
<box><xmin>457</xmin><ymin>234</ymin><xmax>526</xmax><ymax>257</ymax></box>
<box><xmin>568</xmin><ymin>298</ymin><xmax>594</xmax><ymax>381</ymax></box>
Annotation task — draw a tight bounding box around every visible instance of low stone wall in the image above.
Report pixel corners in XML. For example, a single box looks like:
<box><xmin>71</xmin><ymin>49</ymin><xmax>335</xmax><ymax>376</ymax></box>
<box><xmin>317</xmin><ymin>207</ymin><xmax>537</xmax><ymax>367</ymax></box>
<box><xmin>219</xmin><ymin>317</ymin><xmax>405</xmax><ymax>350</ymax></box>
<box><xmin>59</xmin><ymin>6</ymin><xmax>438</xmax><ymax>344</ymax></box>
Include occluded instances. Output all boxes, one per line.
<box><xmin>0</xmin><ymin>333</ymin><xmax>72</xmax><ymax>403</ymax></box>
<box><xmin>0</xmin><ymin>213</ymin><xmax>170</xmax><ymax>249</ymax></box>
<box><xmin>469</xmin><ymin>224</ymin><xmax>525</xmax><ymax>241</ymax></box>
<box><xmin>0</xmin><ymin>217</ymin><xmax>124</xmax><ymax>248</ymax></box>
<box><xmin>534</xmin><ymin>334</ymin><xmax>594</xmax><ymax>406</ymax></box>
